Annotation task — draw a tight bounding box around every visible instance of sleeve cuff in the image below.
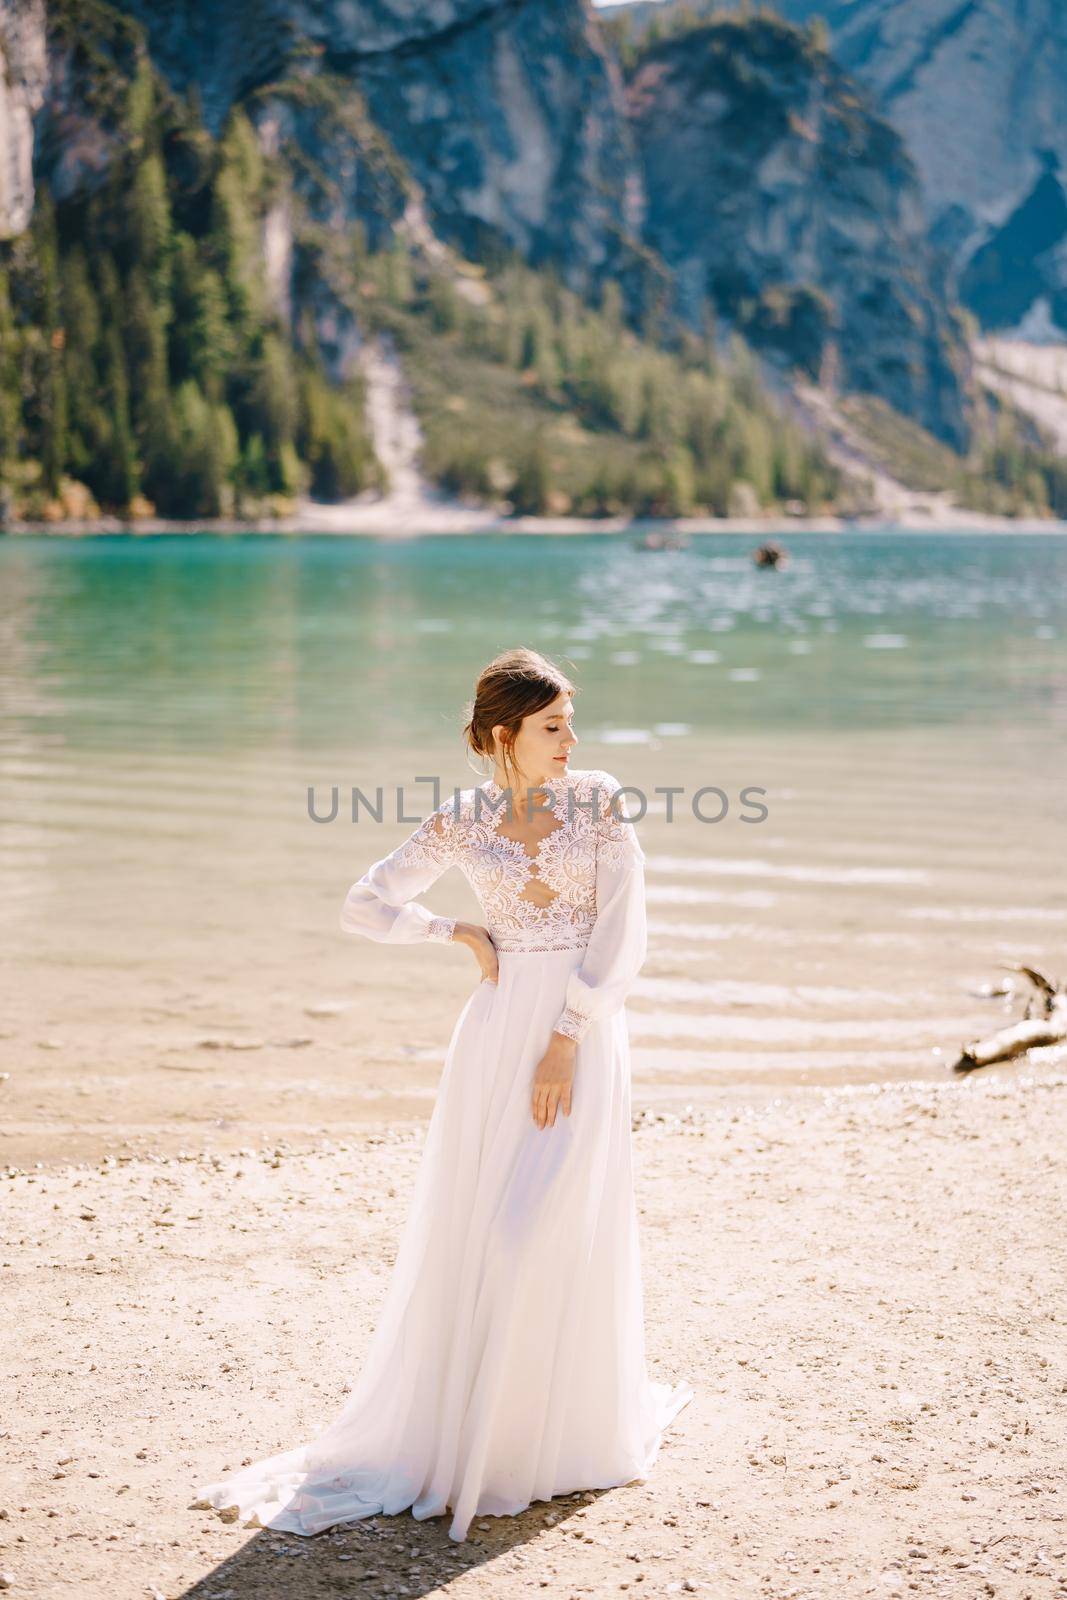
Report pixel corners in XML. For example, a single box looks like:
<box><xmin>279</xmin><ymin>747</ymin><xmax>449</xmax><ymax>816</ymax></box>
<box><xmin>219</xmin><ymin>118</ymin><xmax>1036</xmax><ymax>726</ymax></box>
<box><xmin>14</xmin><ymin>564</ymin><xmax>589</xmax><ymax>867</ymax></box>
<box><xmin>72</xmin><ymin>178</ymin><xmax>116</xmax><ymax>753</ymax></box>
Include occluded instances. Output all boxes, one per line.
<box><xmin>553</xmin><ymin>1004</ymin><xmax>592</xmax><ymax>1043</ymax></box>
<box><xmin>384</xmin><ymin>903</ymin><xmax>455</xmax><ymax>944</ymax></box>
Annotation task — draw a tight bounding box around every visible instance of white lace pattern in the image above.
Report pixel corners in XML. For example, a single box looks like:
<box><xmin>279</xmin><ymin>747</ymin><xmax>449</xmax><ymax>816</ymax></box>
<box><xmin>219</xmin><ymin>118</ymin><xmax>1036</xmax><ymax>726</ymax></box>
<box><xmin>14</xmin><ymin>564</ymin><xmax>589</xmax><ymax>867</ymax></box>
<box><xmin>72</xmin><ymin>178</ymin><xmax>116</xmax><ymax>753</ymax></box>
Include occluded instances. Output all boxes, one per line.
<box><xmin>341</xmin><ymin>767</ymin><xmax>647</xmax><ymax>1042</ymax></box>
<box><xmin>394</xmin><ymin>768</ymin><xmax>638</xmax><ymax>955</ymax></box>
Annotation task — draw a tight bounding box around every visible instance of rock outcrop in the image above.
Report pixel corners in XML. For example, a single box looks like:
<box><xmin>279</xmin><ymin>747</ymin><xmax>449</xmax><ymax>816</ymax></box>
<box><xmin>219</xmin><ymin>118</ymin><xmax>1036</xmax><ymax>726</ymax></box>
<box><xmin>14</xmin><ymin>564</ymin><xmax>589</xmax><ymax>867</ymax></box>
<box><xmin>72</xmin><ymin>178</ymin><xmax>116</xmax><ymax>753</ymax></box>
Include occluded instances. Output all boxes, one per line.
<box><xmin>110</xmin><ymin>0</ymin><xmax>518</xmax><ymax>133</ymax></box>
<box><xmin>678</xmin><ymin>0</ymin><xmax>1067</xmax><ymax>337</ymax></box>
<box><xmin>823</xmin><ymin>0</ymin><xmax>1067</xmax><ymax>337</ymax></box>
<box><xmin>106</xmin><ymin>0</ymin><xmax>647</xmax><ymax>301</ymax></box>
<box><xmin>356</xmin><ymin>0</ymin><xmax>643</xmax><ymax>290</ymax></box>
<box><xmin>0</xmin><ymin>0</ymin><xmax>47</xmax><ymax>239</ymax></box>
<box><xmin>627</xmin><ymin>15</ymin><xmax>972</xmax><ymax>447</ymax></box>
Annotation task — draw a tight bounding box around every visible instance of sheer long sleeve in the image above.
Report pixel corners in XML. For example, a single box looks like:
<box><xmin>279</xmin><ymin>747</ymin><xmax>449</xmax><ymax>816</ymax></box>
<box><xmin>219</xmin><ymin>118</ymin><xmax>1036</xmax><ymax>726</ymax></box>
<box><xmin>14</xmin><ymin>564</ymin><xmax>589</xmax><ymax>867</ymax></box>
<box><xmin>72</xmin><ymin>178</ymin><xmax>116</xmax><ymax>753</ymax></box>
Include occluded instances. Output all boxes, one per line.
<box><xmin>340</xmin><ymin>806</ymin><xmax>459</xmax><ymax>946</ymax></box>
<box><xmin>551</xmin><ymin>773</ymin><xmax>647</xmax><ymax>1043</ymax></box>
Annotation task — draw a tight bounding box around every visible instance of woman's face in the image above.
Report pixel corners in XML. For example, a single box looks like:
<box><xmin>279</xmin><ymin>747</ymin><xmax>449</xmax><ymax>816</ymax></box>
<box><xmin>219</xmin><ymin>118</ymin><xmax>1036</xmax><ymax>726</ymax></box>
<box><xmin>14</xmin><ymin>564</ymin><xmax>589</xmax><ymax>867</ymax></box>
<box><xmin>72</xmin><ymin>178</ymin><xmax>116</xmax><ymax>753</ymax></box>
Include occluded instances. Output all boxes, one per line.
<box><xmin>495</xmin><ymin>692</ymin><xmax>578</xmax><ymax>789</ymax></box>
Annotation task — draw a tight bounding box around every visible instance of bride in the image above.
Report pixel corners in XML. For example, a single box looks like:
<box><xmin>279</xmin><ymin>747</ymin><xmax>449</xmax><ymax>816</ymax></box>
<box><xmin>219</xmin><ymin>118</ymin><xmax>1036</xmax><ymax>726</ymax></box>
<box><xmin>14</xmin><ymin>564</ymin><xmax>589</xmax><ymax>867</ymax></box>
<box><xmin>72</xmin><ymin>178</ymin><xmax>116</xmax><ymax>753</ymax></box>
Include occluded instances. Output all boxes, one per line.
<box><xmin>192</xmin><ymin>647</ymin><xmax>693</xmax><ymax>1543</ymax></box>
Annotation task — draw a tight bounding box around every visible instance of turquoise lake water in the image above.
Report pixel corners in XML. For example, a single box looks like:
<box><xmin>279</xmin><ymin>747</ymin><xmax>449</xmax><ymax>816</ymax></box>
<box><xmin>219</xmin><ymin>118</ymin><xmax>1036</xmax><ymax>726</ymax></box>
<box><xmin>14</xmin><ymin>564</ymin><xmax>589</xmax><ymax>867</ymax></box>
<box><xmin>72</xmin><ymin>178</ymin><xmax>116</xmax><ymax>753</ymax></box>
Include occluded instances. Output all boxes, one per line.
<box><xmin>2</xmin><ymin>531</ymin><xmax>1065</xmax><ymax>753</ymax></box>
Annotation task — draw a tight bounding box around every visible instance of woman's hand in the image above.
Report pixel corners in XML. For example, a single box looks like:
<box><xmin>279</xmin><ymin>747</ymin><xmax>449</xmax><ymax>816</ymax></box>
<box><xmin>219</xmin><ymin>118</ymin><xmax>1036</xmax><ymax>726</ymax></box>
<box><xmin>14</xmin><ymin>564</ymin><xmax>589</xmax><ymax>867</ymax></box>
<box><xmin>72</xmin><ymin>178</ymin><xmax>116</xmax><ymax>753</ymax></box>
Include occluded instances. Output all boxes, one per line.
<box><xmin>531</xmin><ymin>1033</ymin><xmax>577</xmax><ymax>1130</ymax></box>
<box><xmin>453</xmin><ymin>922</ymin><xmax>499</xmax><ymax>985</ymax></box>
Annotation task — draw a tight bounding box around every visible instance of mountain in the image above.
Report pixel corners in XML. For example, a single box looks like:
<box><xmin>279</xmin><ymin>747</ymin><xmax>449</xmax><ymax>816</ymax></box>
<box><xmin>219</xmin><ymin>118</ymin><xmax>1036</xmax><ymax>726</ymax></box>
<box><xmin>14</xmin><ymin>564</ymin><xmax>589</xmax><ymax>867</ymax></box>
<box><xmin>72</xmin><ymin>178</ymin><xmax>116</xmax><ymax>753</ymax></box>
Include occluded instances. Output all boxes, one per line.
<box><xmin>625</xmin><ymin>14</ymin><xmax>972</xmax><ymax>448</ymax></box>
<box><xmin>0</xmin><ymin>0</ymin><xmax>846</xmax><ymax>523</ymax></box>
<box><xmin>611</xmin><ymin>0</ymin><xmax>1067</xmax><ymax>339</ymax></box>
<box><xmin>16</xmin><ymin>0</ymin><xmax>1064</xmax><ymax>526</ymax></box>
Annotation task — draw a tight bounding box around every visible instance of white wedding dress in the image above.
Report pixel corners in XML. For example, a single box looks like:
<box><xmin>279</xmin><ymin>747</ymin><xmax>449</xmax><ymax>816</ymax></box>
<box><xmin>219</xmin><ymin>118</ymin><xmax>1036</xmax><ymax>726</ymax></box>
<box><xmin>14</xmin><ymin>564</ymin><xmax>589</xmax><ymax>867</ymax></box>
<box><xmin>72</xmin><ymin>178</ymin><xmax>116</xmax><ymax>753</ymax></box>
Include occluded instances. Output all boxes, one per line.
<box><xmin>192</xmin><ymin>765</ymin><xmax>693</xmax><ymax>1543</ymax></box>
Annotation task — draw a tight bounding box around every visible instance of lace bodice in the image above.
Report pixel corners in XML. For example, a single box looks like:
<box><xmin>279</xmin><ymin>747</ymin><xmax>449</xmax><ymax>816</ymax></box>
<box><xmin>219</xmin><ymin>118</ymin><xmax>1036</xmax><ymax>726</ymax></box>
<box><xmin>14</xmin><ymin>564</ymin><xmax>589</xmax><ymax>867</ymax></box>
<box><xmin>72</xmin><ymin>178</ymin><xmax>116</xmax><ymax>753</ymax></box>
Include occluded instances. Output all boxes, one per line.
<box><xmin>395</xmin><ymin>768</ymin><xmax>639</xmax><ymax>954</ymax></box>
<box><xmin>340</xmin><ymin>767</ymin><xmax>647</xmax><ymax>1043</ymax></box>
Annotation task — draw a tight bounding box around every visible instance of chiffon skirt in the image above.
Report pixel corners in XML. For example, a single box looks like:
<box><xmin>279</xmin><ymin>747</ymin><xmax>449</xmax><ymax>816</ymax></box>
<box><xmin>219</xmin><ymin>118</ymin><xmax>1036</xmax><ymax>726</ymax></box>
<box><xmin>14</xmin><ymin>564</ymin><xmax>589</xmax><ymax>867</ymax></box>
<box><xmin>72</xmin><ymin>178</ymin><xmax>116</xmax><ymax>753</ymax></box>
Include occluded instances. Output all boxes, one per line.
<box><xmin>192</xmin><ymin>946</ymin><xmax>694</xmax><ymax>1543</ymax></box>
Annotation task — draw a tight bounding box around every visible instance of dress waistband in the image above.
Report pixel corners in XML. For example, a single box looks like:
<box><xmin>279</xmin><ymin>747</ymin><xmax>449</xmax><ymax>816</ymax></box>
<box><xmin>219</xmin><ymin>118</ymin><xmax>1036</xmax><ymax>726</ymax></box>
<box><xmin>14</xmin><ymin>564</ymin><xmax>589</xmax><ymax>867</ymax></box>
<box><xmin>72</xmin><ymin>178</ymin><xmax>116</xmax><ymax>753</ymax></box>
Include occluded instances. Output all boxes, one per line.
<box><xmin>494</xmin><ymin>938</ymin><xmax>591</xmax><ymax>956</ymax></box>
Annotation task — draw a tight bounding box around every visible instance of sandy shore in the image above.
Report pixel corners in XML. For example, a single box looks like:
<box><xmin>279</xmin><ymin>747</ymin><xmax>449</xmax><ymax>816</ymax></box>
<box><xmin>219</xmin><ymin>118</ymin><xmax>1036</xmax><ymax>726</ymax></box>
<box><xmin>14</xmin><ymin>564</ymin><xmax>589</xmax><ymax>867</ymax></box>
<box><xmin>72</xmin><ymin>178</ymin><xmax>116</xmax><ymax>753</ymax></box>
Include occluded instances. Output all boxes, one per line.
<box><xmin>3</xmin><ymin>504</ymin><xmax>1067</xmax><ymax>537</ymax></box>
<box><xmin>3</xmin><ymin>1064</ymin><xmax>1065</xmax><ymax>1600</ymax></box>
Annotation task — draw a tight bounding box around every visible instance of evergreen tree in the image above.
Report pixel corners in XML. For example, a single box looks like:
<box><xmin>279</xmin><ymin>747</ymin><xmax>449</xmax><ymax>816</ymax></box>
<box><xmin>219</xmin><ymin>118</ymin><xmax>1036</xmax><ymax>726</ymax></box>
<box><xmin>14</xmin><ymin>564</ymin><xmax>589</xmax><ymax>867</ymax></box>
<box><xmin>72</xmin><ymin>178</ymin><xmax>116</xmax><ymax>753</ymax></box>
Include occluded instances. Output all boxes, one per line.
<box><xmin>59</xmin><ymin>247</ymin><xmax>102</xmax><ymax>486</ymax></box>
<box><xmin>171</xmin><ymin>379</ymin><xmax>239</xmax><ymax>516</ymax></box>
<box><xmin>244</xmin><ymin>332</ymin><xmax>298</xmax><ymax>492</ymax></box>
<box><xmin>297</xmin><ymin>367</ymin><xmax>375</xmax><ymax>501</ymax></box>
<box><xmin>170</xmin><ymin>232</ymin><xmax>234</xmax><ymax>402</ymax></box>
<box><xmin>128</xmin><ymin>151</ymin><xmax>174</xmax><ymax>304</ymax></box>
<box><xmin>31</xmin><ymin>195</ymin><xmax>69</xmax><ymax>498</ymax></box>
<box><xmin>124</xmin><ymin>266</ymin><xmax>174</xmax><ymax>502</ymax></box>
<box><xmin>96</xmin><ymin>256</ymin><xmax>141</xmax><ymax>508</ymax></box>
<box><xmin>0</xmin><ymin>269</ymin><xmax>19</xmax><ymax>476</ymax></box>
<box><xmin>102</xmin><ymin>323</ymin><xmax>140</xmax><ymax>508</ymax></box>
<box><xmin>663</xmin><ymin>446</ymin><xmax>696</xmax><ymax>516</ymax></box>
<box><xmin>236</xmin><ymin>432</ymin><xmax>270</xmax><ymax>508</ymax></box>
<box><xmin>209</xmin><ymin>109</ymin><xmax>265</xmax><ymax>334</ymax></box>
<box><xmin>511</xmin><ymin>434</ymin><xmax>552</xmax><ymax>515</ymax></box>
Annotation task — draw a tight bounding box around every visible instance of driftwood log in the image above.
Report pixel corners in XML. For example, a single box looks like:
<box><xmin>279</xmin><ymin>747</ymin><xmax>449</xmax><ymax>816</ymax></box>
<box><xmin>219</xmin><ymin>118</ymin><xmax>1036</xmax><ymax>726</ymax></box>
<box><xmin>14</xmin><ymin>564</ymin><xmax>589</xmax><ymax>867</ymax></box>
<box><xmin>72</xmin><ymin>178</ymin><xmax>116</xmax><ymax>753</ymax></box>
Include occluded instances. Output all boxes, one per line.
<box><xmin>953</xmin><ymin>965</ymin><xmax>1067</xmax><ymax>1073</ymax></box>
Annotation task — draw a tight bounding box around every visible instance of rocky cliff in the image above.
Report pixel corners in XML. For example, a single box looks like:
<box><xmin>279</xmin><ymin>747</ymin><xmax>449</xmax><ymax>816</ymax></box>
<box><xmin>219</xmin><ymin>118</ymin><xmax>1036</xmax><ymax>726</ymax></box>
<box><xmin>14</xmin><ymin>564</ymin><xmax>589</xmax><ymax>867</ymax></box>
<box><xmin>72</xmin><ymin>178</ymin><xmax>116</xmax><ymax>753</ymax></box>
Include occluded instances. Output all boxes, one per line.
<box><xmin>808</xmin><ymin>0</ymin><xmax>1067</xmax><ymax>338</ymax></box>
<box><xmin>0</xmin><ymin>0</ymin><xmax>47</xmax><ymax>239</ymax></box>
<box><xmin>626</xmin><ymin>16</ymin><xmax>972</xmax><ymax>447</ymax></box>
<box><xmin>110</xmin><ymin>0</ymin><xmax>521</xmax><ymax>133</ymax></box>
<box><xmin>633</xmin><ymin>0</ymin><xmax>1067</xmax><ymax>338</ymax></box>
<box><xmin>105</xmin><ymin>0</ymin><xmax>647</xmax><ymax>302</ymax></box>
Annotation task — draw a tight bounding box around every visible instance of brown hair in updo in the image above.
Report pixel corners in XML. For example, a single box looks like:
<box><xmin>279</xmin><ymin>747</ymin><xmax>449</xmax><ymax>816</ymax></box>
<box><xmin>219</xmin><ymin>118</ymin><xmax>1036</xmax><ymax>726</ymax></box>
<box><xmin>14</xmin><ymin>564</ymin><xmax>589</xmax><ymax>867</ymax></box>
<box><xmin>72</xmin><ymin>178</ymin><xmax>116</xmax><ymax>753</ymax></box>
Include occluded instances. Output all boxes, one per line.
<box><xmin>463</xmin><ymin>649</ymin><xmax>577</xmax><ymax>793</ymax></box>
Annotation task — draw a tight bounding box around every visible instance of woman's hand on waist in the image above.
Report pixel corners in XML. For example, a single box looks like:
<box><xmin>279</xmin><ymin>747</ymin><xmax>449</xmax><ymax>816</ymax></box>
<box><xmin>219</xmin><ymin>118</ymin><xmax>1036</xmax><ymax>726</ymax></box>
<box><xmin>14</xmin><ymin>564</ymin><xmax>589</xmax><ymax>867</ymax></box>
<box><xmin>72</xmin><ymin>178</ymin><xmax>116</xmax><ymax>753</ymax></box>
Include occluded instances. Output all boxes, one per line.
<box><xmin>453</xmin><ymin>922</ymin><xmax>499</xmax><ymax>985</ymax></box>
